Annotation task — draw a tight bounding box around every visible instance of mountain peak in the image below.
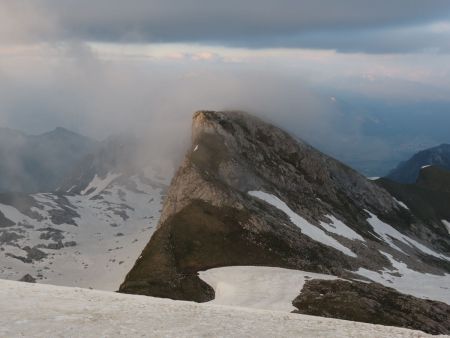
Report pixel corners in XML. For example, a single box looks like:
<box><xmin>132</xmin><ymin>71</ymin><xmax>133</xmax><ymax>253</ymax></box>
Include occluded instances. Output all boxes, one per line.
<box><xmin>40</xmin><ymin>126</ymin><xmax>88</xmax><ymax>139</ymax></box>
<box><xmin>120</xmin><ymin>110</ymin><xmax>449</xmax><ymax>312</ymax></box>
<box><xmin>53</xmin><ymin>126</ymin><xmax>72</xmax><ymax>133</ymax></box>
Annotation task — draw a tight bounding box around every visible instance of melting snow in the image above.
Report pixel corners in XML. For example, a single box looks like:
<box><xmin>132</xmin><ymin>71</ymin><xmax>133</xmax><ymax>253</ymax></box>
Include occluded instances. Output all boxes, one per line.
<box><xmin>0</xmin><ymin>279</ymin><xmax>435</xmax><ymax>338</ymax></box>
<box><xmin>442</xmin><ymin>220</ymin><xmax>450</xmax><ymax>234</ymax></box>
<box><xmin>66</xmin><ymin>185</ymin><xmax>77</xmax><ymax>193</ymax></box>
<box><xmin>199</xmin><ymin>266</ymin><xmax>337</xmax><ymax>312</ymax></box>
<box><xmin>356</xmin><ymin>252</ymin><xmax>450</xmax><ymax>304</ymax></box>
<box><xmin>320</xmin><ymin>215</ymin><xmax>365</xmax><ymax>242</ymax></box>
<box><xmin>0</xmin><ymin>203</ymin><xmax>34</xmax><ymax>224</ymax></box>
<box><xmin>393</xmin><ymin>198</ymin><xmax>409</xmax><ymax>210</ymax></box>
<box><xmin>248</xmin><ymin>191</ymin><xmax>357</xmax><ymax>257</ymax></box>
<box><xmin>366</xmin><ymin>211</ymin><xmax>449</xmax><ymax>261</ymax></box>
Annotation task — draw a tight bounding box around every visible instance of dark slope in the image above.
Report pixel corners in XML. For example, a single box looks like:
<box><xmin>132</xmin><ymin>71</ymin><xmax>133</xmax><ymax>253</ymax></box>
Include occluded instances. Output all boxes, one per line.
<box><xmin>377</xmin><ymin>166</ymin><xmax>450</xmax><ymax>252</ymax></box>
<box><xmin>416</xmin><ymin>165</ymin><xmax>450</xmax><ymax>193</ymax></box>
<box><xmin>293</xmin><ymin>279</ymin><xmax>450</xmax><ymax>335</ymax></box>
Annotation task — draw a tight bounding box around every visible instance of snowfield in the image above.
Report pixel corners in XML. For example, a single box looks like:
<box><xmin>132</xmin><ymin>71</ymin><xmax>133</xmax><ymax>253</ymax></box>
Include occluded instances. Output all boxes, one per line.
<box><xmin>356</xmin><ymin>252</ymin><xmax>450</xmax><ymax>304</ymax></box>
<box><xmin>0</xmin><ymin>279</ymin><xmax>441</xmax><ymax>338</ymax></box>
<box><xmin>199</xmin><ymin>266</ymin><xmax>337</xmax><ymax>312</ymax></box>
<box><xmin>247</xmin><ymin>191</ymin><xmax>450</xmax><ymax>305</ymax></box>
<box><xmin>248</xmin><ymin>191</ymin><xmax>358</xmax><ymax>257</ymax></box>
<box><xmin>0</xmin><ymin>169</ymin><xmax>170</xmax><ymax>290</ymax></box>
<box><xmin>365</xmin><ymin>211</ymin><xmax>449</xmax><ymax>261</ymax></box>
<box><xmin>81</xmin><ymin>172</ymin><xmax>122</xmax><ymax>197</ymax></box>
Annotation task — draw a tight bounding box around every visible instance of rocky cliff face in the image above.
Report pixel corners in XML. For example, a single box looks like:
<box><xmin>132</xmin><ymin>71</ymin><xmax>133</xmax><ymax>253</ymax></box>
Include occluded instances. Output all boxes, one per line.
<box><xmin>377</xmin><ymin>166</ymin><xmax>450</xmax><ymax>252</ymax></box>
<box><xmin>293</xmin><ymin>279</ymin><xmax>450</xmax><ymax>335</ymax></box>
<box><xmin>120</xmin><ymin>111</ymin><xmax>450</xmax><ymax>308</ymax></box>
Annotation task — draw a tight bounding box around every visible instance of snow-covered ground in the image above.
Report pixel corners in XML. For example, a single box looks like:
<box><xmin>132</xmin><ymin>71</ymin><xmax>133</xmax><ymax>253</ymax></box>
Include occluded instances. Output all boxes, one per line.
<box><xmin>443</xmin><ymin>219</ymin><xmax>450</xmax><ymax>234</ymax></box>
<box><xmin>365</xmin><ymin>211</ymin><xmax>450</xmax><ymax>261</ymax></box>
<box><xmin>356</xmin><ymin>252</ymin><xmax>450</xmax><ymax>304</ymax></box>
<box><xmin>320</xmin><ymin>215</ymin><xmax>365</xmax><ymax>242</ymax></box>
<box><xmin>247</xmin><ymin>190</ymin><xmax>450</xmax><ymax>305</ymax></box>
<box><xmin>0</xmin><ymin>169</ymin><xmax>170</xmax><ymax>290</ymax></box>
<box><xmin>199</xmin><ymin>266</ymin><xmax>337</xmax><ymax>312</ymax></box>
<box><xmin>81</xmin><ymin>172</ymin><xmax>122</xmax><ymax>196</ymax></box>
<box><xmin>0</xmin><ymin>279</ymin><xmax>440</xmax><ymax>338</ymax></box>
<box><xmin>248</xmin><ymin>191</ymin><xmax>358</xmax><ymax>257</ymax></box>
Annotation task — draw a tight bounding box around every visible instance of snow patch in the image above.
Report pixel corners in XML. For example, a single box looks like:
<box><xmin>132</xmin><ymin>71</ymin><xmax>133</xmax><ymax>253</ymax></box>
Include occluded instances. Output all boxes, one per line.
<box><xmin>66</xmin><ymin>185</ymin><xmax>77</xmax><ymax>193</ymax></box>
<box><xmin>320</xmin><ymin>215</ymin><xmax>365</xmax><ymax>242</ymax></box>
<box><xmin>0</xmin><ymin>279</ymin><xmax>434</xmax><ymax>338</ymax></box>
<box><xmin>0</xmin><ymin>204</ymin><xmax>32</xmax><ymax>224</ymax></box>
<box><xmin>393</xmin><ymin>197</ymin><xmax>409</xmax><ymax>210</ymax></box>
<box><xmin>366</xmin><ymin>211</ymin><xmax>449</xmax><ymax>261</ymax></box>
<box><xmin>248</xmin><ymin>191</ymin><xmax>357</xmax><ymax>257</ymax></box>
<box><xmin>81</xmin><ymin>173</ymin><xmax>121</xmax><ymax>196</ymax></box>
<box><xmin>199</xmin><ymin>266</ymin><xmax>337</xmax><ymax>312</ymax></box>
<box><xmin>193</xmin><ymin>144</ymin><xmax>199</xmax><ymax>152</ymax></box>
<box><xmin>356</xmin><ymin>252</ymin><xmax>450</xmax><ymax>304</ymax></box>
<box><xmin>442</xmin><ymin>219</ymin><xmax>450</xmax><ymax>234</ymax></box>
<box><xmin>421</xmin><ymin>165</ymin><xmax>431</xmax><ymax>169</ymax></box>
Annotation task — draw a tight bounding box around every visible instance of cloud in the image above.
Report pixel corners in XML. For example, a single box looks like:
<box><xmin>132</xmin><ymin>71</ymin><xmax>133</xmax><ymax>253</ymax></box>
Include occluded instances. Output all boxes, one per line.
<box><xmin>1</xmin><ymin>40</ymin><xmax>450</xmax><ymax>177</ymax></box>
<box><xmin>264</xmin><ymin>22</ymin><xmax>450</xmax><ymax>54</ymax></box>
<box><xmin>0</xmin><ymin>42</ymin><xmax>337</xmax><ymax>154</ymax></box>
<box><xmin>0</xmin><ymin>1</ymin><xmax>58</xmax><ymax>44</ymax></box>
<box><xmin>2</xmin><ymin>1</ymin><xmax>450</xmax><ymax>53</ymax></box>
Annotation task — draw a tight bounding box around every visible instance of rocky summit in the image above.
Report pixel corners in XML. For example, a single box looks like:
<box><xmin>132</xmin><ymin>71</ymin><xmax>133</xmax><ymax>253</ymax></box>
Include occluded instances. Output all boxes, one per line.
<box><xmin>120</xmin><ymin>111</ymin><xmax>450</xmax><ymax>334</ymax></box>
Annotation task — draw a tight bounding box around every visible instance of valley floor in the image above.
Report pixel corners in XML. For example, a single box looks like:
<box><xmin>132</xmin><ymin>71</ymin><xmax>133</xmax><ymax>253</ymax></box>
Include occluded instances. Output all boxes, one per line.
<box><xmin>0</xmin><ymin>279</ymin><xmax>443</xmax><ymax>338</ymax></box>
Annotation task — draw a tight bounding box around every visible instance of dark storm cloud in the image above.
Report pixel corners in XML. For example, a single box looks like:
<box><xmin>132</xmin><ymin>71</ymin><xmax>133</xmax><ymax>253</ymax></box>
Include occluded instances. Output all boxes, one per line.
<box><xmin>4</xmin><ymin>0</ymin><xmax>450</xmax><ymax>53</ymax></box>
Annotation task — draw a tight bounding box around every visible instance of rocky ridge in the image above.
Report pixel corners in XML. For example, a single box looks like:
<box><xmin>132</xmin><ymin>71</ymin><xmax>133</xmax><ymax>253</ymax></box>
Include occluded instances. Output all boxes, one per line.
<box><xmin>120</xmin><ymin>111</ymin><xmax>450</xmax><ymax>311</ymax></box>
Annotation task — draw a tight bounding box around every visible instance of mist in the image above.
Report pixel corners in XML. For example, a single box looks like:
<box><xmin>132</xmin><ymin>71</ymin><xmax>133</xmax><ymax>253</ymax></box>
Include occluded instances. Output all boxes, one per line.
<box><xmin>2</xmin><ymin>41</ymin><xmax>450</xmax><ymax>179</ymax></box>
<box><xmin>0</xmin><ymin>43</ymin><xmax>341</xmax><ymax>161</ymax></box>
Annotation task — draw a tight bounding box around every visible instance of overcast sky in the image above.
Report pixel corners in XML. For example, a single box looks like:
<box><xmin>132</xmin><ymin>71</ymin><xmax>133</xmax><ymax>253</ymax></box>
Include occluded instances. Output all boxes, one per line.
<box><xmin>0</xmin><ymin>0</ymin><xmax>450</xmax><ymax>170</ymax></box>
<box><xmin>3</xmin><ymin>1</ymin><xmax>450</xmax><ymax>52</ymax></box>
